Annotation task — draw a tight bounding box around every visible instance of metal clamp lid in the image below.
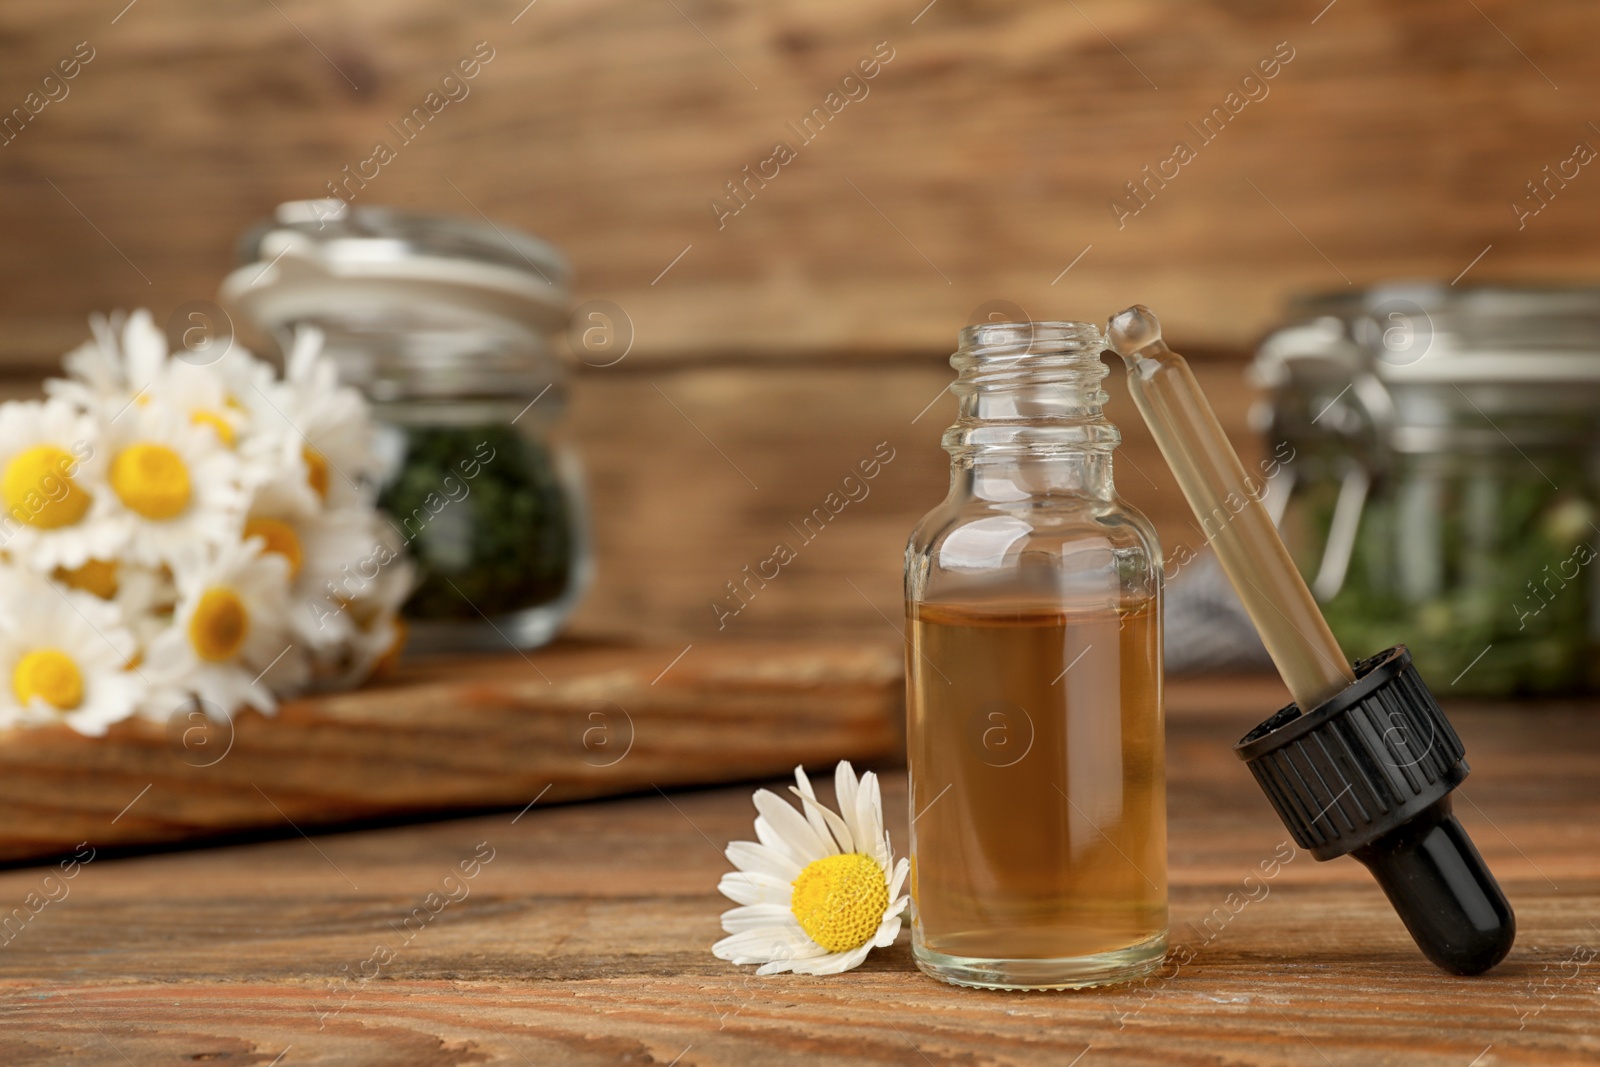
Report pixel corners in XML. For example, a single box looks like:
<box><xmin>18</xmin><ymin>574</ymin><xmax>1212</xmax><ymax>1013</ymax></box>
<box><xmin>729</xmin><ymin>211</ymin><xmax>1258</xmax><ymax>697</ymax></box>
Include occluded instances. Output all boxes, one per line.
<box><xmin>221</xmin><ymin>200</ymin><xmax>571</xmax><ymax>343</ymax></box>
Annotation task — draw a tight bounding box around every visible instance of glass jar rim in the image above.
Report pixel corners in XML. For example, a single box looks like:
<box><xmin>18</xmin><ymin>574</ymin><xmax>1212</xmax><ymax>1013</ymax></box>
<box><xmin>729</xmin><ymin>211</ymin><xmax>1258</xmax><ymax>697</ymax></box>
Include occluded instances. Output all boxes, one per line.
<box><xmin>239</xmin><ymin>200</ymin><xmax>570</xmax><ymax>285</ymax></box>
<box><xmin>1266</xmin><ymin>283</ymin><xmax>1600</xmax><ymax>386</ymax></box>
<box><xmin>221</xmin><ymin>201</ymin><xmax>570</xmax><ymax>351</ymax></box>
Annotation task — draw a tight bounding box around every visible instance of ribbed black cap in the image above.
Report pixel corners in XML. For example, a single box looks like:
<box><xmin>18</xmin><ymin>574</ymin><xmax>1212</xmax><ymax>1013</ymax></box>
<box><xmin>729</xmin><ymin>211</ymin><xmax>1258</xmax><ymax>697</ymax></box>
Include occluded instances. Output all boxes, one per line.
<box><xmin>1234</xmin><ymin>645</ymin><xmax>1514</xmax><ymax>975</ymax></box>
<box><xmin>1235</xmin><ymin>646</ymin><xmax>1466</xmax><ymax>860</ymax></box>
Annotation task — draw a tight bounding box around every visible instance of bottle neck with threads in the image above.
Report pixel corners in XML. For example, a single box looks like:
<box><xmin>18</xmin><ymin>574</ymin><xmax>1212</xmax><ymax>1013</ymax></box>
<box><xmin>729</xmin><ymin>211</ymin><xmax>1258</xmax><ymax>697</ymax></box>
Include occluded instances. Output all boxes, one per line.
<box><xmin>943</xmin><ymin>321</ymin><xmax>1120</xmax><ymax>503</ymax></box>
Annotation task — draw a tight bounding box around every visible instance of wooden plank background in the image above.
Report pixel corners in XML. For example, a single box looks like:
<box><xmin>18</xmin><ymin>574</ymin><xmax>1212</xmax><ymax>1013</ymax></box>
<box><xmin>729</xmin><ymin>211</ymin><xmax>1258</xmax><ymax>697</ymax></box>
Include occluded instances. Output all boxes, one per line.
<box><xmin>0</xmin><ymin>357</ymin><xmax>1259</xmax><ymax>644</ymax></box>
<box><xmin>2</xmin><ymin>1</ymin><xmax>1595</xmax><ymax>643</ymax></box>
<box><xmin>1</xmin><ymin>0</ymin><xmax>1597</xmax><ymax>368</ymax></box>
<box><xmin>559</xmin><ymin>359</ymin><xmax>1266</xmax><ymax>642</ymax></box>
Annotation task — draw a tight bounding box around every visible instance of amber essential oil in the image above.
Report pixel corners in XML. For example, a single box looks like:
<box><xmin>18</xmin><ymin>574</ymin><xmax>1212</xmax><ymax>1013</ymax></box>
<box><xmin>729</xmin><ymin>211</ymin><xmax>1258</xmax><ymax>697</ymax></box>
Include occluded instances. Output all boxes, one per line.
<box><xmin>906</xmin><ymin>595</ymin><xmax>1168</xmax><ymax>989</ymax></box>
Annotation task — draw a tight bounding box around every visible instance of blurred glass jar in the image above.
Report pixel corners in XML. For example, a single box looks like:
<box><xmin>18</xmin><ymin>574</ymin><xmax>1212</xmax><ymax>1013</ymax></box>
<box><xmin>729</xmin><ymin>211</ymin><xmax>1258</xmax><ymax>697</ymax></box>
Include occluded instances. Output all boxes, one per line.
<box><xmin>222</xmin><ymin>199</ymin><xmax>590</xmax><ymax>653</ymax></box>
<box><xmin>1254</xmin><ymin>284</ymin><xmax>1600</xmax><ymax>696</ymax></box>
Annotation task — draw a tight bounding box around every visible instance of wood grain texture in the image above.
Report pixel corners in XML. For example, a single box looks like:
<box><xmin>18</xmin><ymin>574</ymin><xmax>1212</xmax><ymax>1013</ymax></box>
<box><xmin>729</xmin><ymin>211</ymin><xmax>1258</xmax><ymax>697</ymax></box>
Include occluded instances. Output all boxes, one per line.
<box><xmin>561</xmin><ymin>358</ymin><xmax>1265</xmax><ymax>643</ymax></box>
<box><xmin>0</xmin><ymin>354</ymin><xmax>1266</xmax><ymax>646</ymax></box>
<box><xmin>0</xmin><ymin>640</ymin><xmax>901</xmax><ymax>864</ymax></box>
<box><xmin>0</xmin><ymin>675</ymin><xmax>1594</xmax><ymax>1064</ymax></box>
<box><xmin>2</xmin><ymin>1</ymin><xmax>1599</xmax><ymax>366</ymax></box>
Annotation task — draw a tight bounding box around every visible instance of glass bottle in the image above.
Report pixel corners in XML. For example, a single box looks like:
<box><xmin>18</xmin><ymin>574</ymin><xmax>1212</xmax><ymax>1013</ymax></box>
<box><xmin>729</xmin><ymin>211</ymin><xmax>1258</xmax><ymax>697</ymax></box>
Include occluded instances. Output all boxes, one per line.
<box><xmin>904</xmin><ymin>320</ymin><xmax>1168</xmax><ymax>990</ymax></box>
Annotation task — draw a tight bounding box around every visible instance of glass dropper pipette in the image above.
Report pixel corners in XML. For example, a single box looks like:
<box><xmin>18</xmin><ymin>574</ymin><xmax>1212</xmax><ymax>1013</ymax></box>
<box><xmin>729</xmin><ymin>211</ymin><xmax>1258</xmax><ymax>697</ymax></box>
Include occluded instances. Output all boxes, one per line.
<box><xmin>1105</xmin><ymin>303</ymin><xmax>1514</xmax><ymax>977</ymax></box>
<box><xmin>1105</xmin><ymin>305</ymin><xmax>1355</xmax><ymax>712</ymax></box>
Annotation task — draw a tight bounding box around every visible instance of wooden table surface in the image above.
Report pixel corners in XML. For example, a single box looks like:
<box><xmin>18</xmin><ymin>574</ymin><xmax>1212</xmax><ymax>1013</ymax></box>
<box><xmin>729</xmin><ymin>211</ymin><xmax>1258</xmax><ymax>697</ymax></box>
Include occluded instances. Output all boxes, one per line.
<box><xmin>1</xmin><ymin>673</ymin><xmax>1596</xmax><ymax>1066</ymax></box>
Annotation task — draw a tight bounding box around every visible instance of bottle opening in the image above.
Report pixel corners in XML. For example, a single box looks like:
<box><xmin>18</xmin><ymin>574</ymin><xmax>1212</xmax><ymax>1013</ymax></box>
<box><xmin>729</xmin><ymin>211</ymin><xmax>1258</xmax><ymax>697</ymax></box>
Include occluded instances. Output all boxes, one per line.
<box><xmin>958</xmin><ymin>320</ymin><xmax>1106</xmax><ymax>361</ymax></box>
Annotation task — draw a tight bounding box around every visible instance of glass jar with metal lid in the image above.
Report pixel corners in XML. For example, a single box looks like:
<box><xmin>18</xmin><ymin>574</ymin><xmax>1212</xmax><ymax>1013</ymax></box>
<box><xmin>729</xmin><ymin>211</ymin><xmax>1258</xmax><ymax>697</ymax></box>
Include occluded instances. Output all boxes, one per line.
<box><xmin>221</xmin><ymin>199</ymin><xmax>589</xmax><ymax>653</ymax></box>
<box><xmin>1254</xmin><ymin>284</ymin><xmax>1600</xmax><ymax>696</ymax></box>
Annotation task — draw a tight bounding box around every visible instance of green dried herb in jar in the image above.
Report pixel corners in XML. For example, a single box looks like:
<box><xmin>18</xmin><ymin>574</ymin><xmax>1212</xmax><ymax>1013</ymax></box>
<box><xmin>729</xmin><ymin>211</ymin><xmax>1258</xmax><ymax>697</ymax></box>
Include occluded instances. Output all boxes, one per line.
<box><xmin>1257</xmin><ymin>285</ymin><xmax>1600</xmax><ymax>696</ymax></box>
<box><xmin>378</xmin><ymin>423</ymin><xmax>574</xmax><ymax>620</ymax></box>
<box><xmin>224</xmin><ymin>200</ymin><xmax>591</xmax><ymax>653</ymax></box>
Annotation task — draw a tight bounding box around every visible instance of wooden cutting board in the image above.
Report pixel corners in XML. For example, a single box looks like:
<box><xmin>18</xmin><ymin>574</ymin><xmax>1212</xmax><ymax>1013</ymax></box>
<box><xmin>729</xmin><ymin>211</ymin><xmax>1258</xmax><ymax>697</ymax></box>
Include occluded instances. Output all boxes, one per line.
<box><xmin>0</xmin><ymin>640</ymin><xmax>903</xmax><ymax>865</ymax></box>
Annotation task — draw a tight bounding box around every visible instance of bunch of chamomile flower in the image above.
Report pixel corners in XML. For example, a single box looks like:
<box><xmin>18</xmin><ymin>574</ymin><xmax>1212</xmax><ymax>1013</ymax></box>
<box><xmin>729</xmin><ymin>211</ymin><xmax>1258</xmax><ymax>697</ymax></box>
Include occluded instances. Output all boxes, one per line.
<box><xmin>0</xmin><ymin>310</ymin><xmax>413</xmax><ymax>736</ymax></box>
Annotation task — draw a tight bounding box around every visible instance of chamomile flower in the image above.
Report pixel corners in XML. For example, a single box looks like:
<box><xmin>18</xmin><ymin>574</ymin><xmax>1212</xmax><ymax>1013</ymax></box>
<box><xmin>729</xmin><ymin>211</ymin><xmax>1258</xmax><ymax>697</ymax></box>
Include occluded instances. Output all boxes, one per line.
<box><xmin>0</xmin><ymin>309</ymin><xmax>410</xmax><ymax>731</ymax></box>
<box><xmin>150</xmin><ymin>359</ymin><xmax>252</xmax><ymax>452</ymax></box>
<box><xmin>0</xmin><ymin>572</ymin><xmax>144</xmax><ymax>736</ymax></box>
<box><xmin>245</xmin><ymin>476</ymin><xmax>384</xmax><ymax>649</ymax></box>
<box><xmin>0</xmin><ymin>398</ymin><xmax>120</xmax><ymax>571</ymax></box>
<box><xmin>47</xmin><ymin>552</ymin><xmax>178</xmax><ymax>656</ymax></box>
<box><xmin>218</xmin><ymin>348</ymin><xmax>286</xmax><ymax>462</ymax></box>
<box><xmin>127</xmin><ymin>570</ymin><xmax>179</xmax><ymax>661</ymax></box>
<box><xmin>48</xmin><ymin>309</ymin><xmax>168</xmax><ymax>414</ymax></box>
<box><xmin>51</xmin><ymin>311</ymin><xmax>268</xmax><ymax>462</ymax></box>
<box><xmin>713</xmin><ymin>762</ymin><xmax>909</xmax><ymax>976</ymax></box>
<box><xmin>102</xmin><ymin>404</ymin><xmax>248</xmax><ymax>567</ymax></box>
<box><xmin>307</xmin><ymin>516</ymin><xmax>414</xmax><ymax>688</ymax></box>
<box><xmin>143</xmin><ymin>538</ymin><xmax>303</xmax><ymax>717</ymax></box>
<box><xmin>248</xmin><ymin>326</ymin><xmax>382</xmax><ymax>512</ymax></box>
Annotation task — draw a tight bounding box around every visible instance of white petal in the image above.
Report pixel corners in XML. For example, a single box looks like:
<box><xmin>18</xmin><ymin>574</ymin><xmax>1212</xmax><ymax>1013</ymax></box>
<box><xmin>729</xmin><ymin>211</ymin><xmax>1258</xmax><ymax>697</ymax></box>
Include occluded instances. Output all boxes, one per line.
<box><xmin>887</xmin><ymin>857</ymin><xmax>910</xmax><ymax>900</ymax></box>
<box><xmin>754</xmin><ymin>943</ymin><xmax>831</xmax><ymax>976</ymax></box>
<box><xmin>720</xmin><ymin>904</ymin><xmax>794</xmax><ymax>933</ymax></box>
<box><xmin>717</xmin><ymin>870</ymin><xmax>792</xmax><ymax>907</ymax></box>
<box><xmin>873</xmin><ymin>914</ymin><xmax>903</xmax><ymax>948</ymax></box>
<box><xmin>787</xmin><ymin>786</ymin><xmax>854</xmax><ymax>856</ymax></box>
<box><xmin>752</xmin><ymin>789</ymin><xmax>831</xmax><ymax>864</ymax></box>
<box><xmin>793</xmin><ymin>942</ymin><xmax>874</xmax><ymax>976</ymax></box>
<box><xmin>713</xmin><ymin>925</ymin><xmax>818</xmax><ymax>965</ymax></box>
<box><xmin>771</xmin><ymin>942</ymin><xmax>832</xmax><ymax>968</ymax></box>
<box><xmin>792</xmin><ymin>766</ymin><xmax>838</xmax><ymax>854</ymax></box>
<box><xmin>725</xmin><ymin>841</ymin><xmax>802</xmax><ymax>882</ymax></box>
<box><xmin>754</xmin><ymin>816</ymin><xmax>805</xmax><ymax>865</ymax></box>
<box><xmin>854</xmin><ymin>772</ymin><xmax>887</xmax><ymax>866</ymax></box>
<box><xmin>712</xmin><ymin>927</ymin><xmax>784</xmax><ymax>964</ymax></box>
<box><xmin>835</xmin><ymin>761</ymin><xmax>861</xmax><ymax>844</ymax></box>
<box><xmin>285</xmin><ymin>324</ymin><xmax>325</xmax><ymax>384</ymax></box>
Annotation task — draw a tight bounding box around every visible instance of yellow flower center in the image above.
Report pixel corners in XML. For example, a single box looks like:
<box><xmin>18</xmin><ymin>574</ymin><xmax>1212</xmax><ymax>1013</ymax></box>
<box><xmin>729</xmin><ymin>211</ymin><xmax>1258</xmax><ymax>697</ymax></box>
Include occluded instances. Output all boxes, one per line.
<box><xmin>189</xmin><ymin>587</ymin><xmax>249</xmax><ymax>662</ymax></box>
<box><xmin>244</xmin><ymin>517</ymin><xmax>303</xmax><ymax>579</ymax></box>
<box><xmin>111</xmin><ymin>443</ymin><xmax>191</xmax><ymax>520</ymax></box>
<box><xmin>55</xmin><ymin>558</ymin><xmax>119</xmax><ymax>599</ymax></box>
<box><xmin>190</xmin><ymin>409</ymin><xmax>236</xmax><ymax>447</ymax></box>
<box><xmin>12</xmin><ymin>648</ymin><xmax>84</xmax><ymax>711</ymax></box>
<box><xmin>2</xmin><ymin>445</ymin><xmax>91</xmax><ymax>529</ymax></box>
<box><xmin>789</xmin><ymin>852</ymin><xmax>888</xmax><ymax>954</ymax></box>
<box><xmin>303</xmin><ymin>446</ymin><xmax>330</xmax><ymax>501</ymax></box>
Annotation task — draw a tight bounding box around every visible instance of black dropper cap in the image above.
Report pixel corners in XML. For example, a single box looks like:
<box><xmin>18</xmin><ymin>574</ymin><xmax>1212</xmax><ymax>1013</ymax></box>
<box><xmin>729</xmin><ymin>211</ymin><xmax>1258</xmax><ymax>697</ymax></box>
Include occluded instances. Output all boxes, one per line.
<box><xmin>1234</xmin><ymin>646</ymin><xmax>1515</xmax><ymax>975</ymax></box>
